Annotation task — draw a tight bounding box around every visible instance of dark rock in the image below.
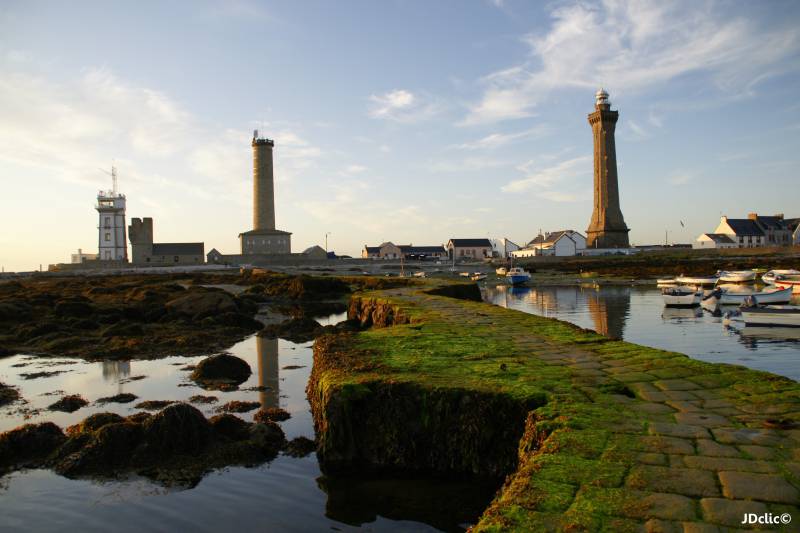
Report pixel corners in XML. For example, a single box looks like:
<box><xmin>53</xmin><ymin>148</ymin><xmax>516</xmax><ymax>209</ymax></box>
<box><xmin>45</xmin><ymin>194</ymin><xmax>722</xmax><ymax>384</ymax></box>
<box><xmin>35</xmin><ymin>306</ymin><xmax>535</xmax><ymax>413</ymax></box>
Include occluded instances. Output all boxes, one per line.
<box><xmin>54</xmin><ymin>300</ymin><xmax>95</xmax><ymax>318</ymax></box>
<box><xmin>66</xmin><ymin>412</ymin><xmax>125</xmax><ymax>436</ymax></box>
<box><xmin>260</xmin><ymin>317</ymin><xmax>323</xmax><ymax>342</ymax></box>
<box><xmin>19</xmin><ymin>370</ymin><xmax>70</xmax><ymax>380</ymax></box>
<box><xmin>96</xmin><ymin>393</ymin><xmax>138</xmax><ymax>404</ymax></box>
<box><xmin>134</xmin><ymin>400</ymin><xmax>176</xmax><ymax>411</ymax></box>
<box><xmin>56</xmin><ymin>422</ymin><xmax>143</xmax><ymax>476</ymax></box>
<box><xmin>285</xmin><ymin>436</ymin><xmax>316</xmax><ymax>458</ymax></box>
<box><xmin>139</xmin><ymin>403</ymin><xmax>212</xmax><ymax>457</ymax></box>
<box><xmin>0</xmin><ymin>422</ymin><xmax>66</xmax><ymax>470</ymax></box>
<box><xmin>188</xmin><ymin>395</ymin><xmax>218</xmax><ymax>404</ymax></box>
<box><xmin>249</xmin><ymin>421</ymin><xmax>286</xmax><ymax>451</ymax></box>
<box><xmin>0</xmin><ymin>382</ymin><xmax>20</xmax><ymax>406</ymax></box>
<box><xmin>165</xmin><ymin>288</ymin><xmax>237</xmax><ymax>319</ymax></box>
<box><xmin>126</xmin><ymin>412</ymin><xmax>152</xmax><ymax>424</ymax></box>
<box><xmin>254</xmin><ymin>407</ymin><xmax>291</xmax><ymax>423</ymax></box>
<box><xmin>48</xmin><ymin>394</ymin><xmax>88</xmax><ymax>413</ymax></box>
<box><xmin>210</xmin><ymin>414</ymin><xmax>251</xmax><ymax>440</ymax></box>
<box><xmin>190</xmin><ymin>354</ymin><xmax>252</xmax><ymax>388</ymax></box>
<box><xmin>101</xmin><ymin>321</ymin><xmax>144</xmax><ymax>338</ymax></box>
<box><xmin>217</xmin><ymin>400</ymin><xmax>261</xmax><ymax>413</ymax></box>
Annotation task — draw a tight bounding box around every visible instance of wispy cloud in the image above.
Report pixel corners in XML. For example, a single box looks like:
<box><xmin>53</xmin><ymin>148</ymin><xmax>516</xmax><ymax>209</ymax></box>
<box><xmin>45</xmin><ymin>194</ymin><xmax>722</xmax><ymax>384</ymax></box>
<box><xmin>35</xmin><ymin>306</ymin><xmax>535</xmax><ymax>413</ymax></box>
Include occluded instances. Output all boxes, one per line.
<box><xmin>368</xmin><ymin>89</ymin><xmax>440</xmax><ymax>122</ymax></box>
<box><xmin>449</xmin><ymin>126</ymin><xmax>547</xmax><ymax>150</ymax></box>
<box><xmin>668</xmin><ymin>173</ymin><xmax>692</xmax><ymax>185</ymax></box>
<box><xmin>463</xmin><ymin>1</ymin><xmax>800</xmax><ymax>124</ymax></box>
<box><xmin>503</xmin><ymin>156</ymin><xmax>590</xmax><ymax>192</ymax></box>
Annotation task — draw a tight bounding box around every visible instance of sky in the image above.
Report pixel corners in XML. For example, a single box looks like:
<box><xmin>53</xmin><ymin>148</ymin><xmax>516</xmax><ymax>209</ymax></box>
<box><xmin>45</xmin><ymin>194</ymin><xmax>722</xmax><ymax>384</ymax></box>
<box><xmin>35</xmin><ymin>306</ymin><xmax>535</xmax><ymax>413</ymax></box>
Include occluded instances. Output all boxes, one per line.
<box><xmin>1</xmin><ymin>0</ymin><xmax>800</xmax><ymax>271</ymax></box>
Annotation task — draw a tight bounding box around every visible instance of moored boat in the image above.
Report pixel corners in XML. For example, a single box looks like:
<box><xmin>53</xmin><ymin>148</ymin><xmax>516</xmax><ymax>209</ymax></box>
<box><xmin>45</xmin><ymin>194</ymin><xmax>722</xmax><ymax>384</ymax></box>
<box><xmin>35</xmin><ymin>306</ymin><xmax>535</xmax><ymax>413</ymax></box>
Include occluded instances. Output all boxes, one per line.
<box><xmin>662</xmin><ymin>287</ymin><xmax>702</xmax><ymax>307</ymax></box>
<box><xmin>675</xmin><ymin>274</ymin><xmax>719</xmax><ymax>287</ymax></box>
<box><xmin>656</xmin><ymin>278</ymin><xmax>677</xmax><ymax>286</ymax></box>
<box><xmin>505</xmin><ymin>267</ymin><xmax>531</xmax><ymax>286</ymax></box>
<box><xmin>741</xmin><ymin>306</ymin><xmax>800</xmax><ymax>328</ymax></box>
<box><xmin>471</xmin><ymin>273</ymin><xmax>487</xmax><ymax>281</ymax></box>
<box><xmin>773</xmin><ymin>277</ymin><xmax>800</xmax><ymax>294</ymax></box>
<box><xmin>717</xmin><ymin>270</ymin><xmax>756</xmax><ymax>283</ymax></box>
<box><xmin>495</xmin><ymin>267</ymin><xmax>508</xmax><ymax>276</ymax></box>
<box><xmin>762</xmin><ymin>269</ymin><xmax>800</xmax><ymax>285</ymax></box>
<box><xmin>703</xmin><ymin>286</ymin><xmax>793</xmax><ymax>306</ymax></box>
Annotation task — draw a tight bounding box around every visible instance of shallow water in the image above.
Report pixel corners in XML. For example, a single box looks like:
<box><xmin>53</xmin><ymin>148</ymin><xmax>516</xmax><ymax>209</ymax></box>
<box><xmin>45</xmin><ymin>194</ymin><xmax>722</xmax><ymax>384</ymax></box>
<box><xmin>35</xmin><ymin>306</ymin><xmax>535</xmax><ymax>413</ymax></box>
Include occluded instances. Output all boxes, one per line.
<box><xmin>483</xmin><ymin>284</ymin><xmax>800</xmax><ymax>381</ymax></box>
<box><xmin>0</xmin><ymin>312</ymin><xmax>493</xmax><ymax>532</ymax></box>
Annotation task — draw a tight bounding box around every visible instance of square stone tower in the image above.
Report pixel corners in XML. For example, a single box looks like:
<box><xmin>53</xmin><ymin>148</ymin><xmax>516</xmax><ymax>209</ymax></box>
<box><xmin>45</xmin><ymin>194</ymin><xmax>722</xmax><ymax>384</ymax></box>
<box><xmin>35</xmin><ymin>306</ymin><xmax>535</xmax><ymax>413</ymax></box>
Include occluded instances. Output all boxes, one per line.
<box><xmin>586</xmin><ymin>89</ymin><xmax>630</xmax><ymax>249</ymax></box>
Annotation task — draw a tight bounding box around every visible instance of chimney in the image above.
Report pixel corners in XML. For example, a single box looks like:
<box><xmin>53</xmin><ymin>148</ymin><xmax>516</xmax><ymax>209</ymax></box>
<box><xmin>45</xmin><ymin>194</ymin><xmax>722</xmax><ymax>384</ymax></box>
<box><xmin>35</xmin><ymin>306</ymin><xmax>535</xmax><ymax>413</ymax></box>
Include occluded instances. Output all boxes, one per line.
<box><xmin>775</xmin><ymin>213</ymin><xmax>784</xmax><ymax>220</ymax></box>
<box><xmin>748</xmin><ymin>213</ymin><xmax>758</xmax><ymax>220</ymax></box>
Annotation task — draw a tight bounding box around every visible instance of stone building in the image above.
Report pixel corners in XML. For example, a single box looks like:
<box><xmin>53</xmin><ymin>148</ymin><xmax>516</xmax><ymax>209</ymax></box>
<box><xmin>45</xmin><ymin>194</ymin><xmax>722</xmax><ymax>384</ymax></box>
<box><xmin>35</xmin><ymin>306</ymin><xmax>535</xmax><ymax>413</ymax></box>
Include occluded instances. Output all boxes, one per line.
<box><xmin>586</xmin><ymin>89</ymin><xmax>630</xmax><ymax>249</ymax></box>
<box><xmin>96</xmin><ymin>169</ymin><xmax>128</xmax><ymax>261</ymax></box>
<box><xmin>128</xmin><ymin>217</ymin><xmax>204</xmax><ymax>265</ymax></box>
<box><xmin>446</xmin><ymin>238</ymin><xmax>493</xmax><ymax>260</ymax></box>
<box><xmin>362</xmin><ymin>243</ymin><xmax>447</xmax><ymax>260</ymax></box>
<box><xmin>240</xmin><ymin>133</ymin><xmax>292</xmax><ymax>255</ymax></box>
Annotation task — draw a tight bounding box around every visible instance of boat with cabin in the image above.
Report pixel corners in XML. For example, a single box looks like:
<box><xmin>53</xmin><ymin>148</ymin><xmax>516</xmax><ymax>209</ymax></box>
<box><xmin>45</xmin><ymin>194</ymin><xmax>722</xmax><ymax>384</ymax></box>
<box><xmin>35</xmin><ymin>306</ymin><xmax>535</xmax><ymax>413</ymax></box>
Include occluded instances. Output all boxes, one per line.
<box><xmin>505</xmin><ymin>267</ymin><xmax>531</xmax><ymax>286</ymax></box>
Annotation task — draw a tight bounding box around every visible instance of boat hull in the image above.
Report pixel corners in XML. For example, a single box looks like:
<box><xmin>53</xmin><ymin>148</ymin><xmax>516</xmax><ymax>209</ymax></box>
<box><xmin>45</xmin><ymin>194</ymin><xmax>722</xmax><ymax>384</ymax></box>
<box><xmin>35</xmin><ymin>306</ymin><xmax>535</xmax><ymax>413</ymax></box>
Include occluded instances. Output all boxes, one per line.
<box><xmin>718</xmin><ymin>270</ymin><xmax>756</xmax><ymax>283</ymax></box>
<box><xmin>718</xmin><ymin>287</ymin><xmax>793</xmax><ymax>305</ymax></box>
<box><xmin>663</xmin><ymin>292</ymin><xmax>702</xmax><ymax>307</ymax></box>
<box><xmin>506</xmin><ymin>275</ymin><xmax>530</xmax><ymax>286</ymax></box>
<box><xmin>675</xmin><ymin>276</ymin><xmax>719</xmax><ymax>287</ymax></box>
<box><xmin>742</xmin><ymin>307</ymin><xmax>800</xmax><ymax>328</ymax></box>
<box><xmin>774</xmin><ymin>279</ymin><xmax>800</xmax><ymax>294</ymax></box>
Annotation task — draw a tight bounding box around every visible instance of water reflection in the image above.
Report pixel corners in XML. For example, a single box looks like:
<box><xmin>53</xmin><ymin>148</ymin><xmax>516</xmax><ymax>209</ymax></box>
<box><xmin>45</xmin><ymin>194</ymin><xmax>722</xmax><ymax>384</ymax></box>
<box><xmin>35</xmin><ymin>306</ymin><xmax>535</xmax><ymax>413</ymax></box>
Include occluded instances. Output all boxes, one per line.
<box><xmin>256</xmin><ymin>335</ymin><xmax>280</xmax><ymax>409</ymax></box>
<box><xmin>100</xmin><ymin>360</ymin><xmax>130</xmax><ymax>382</ymax></box>
<box><xmin>490</xmin><ymin>285</ymin><xmax>630</xmax><ymax>340</ymax></box>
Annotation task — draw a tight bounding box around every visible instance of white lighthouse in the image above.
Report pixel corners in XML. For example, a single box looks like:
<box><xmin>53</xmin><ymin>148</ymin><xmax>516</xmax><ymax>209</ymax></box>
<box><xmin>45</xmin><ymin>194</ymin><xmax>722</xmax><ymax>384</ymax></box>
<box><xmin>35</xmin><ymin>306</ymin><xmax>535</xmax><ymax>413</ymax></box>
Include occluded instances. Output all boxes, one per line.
<box><xmin>96</xmin><ymin>166</ymin><xmax>128</xmax><ymax>262</ymax></box>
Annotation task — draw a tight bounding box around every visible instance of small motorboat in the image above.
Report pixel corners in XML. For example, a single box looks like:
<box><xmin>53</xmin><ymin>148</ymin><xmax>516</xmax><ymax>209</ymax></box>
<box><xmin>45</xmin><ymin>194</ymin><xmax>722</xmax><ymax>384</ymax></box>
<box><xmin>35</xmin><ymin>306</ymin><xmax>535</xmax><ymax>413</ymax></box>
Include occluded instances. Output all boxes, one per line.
<box><xmin>675</xmin><ymin>274</ymin><xmax>720</xmax><ymax>287</ymax></box>
<box><xmin>471</xmin><ymin>273</ymin><xmax>487</xmax><ymax>281</ymax></box>
<box><xmin>413</xmin><ymin>271</ymin><xmax>426</xmax><ymax>278</ymax></box>
<box><xmin>703</xmin><ymin>286</ymin><xmax>793</xmax><ymax>306</ymax></box>
<box><xmin>741</xmin><ymin>305</ymin><xmax>800</xmax><ymax>328</ymax></box>
<box><xmin>773</xmin><ymin>277</ymin><xmax>800</xmax><ymax>294</ymax></box>
<box><xmin>740</xmin><ymin>326</ymin><xmax>800</xmax><ymax>341</ymax></box>
<box><xmin>459</xmin><ymin>272</ymin><xmax>471</xmax><ymax>277</ymax></box>
<box><xmin>656</xmin><ymin>278</ymin><xmax>677</xmax><ymax>287</ymax></box>
<box><xmin>662</xmin><ymin>286</ymin><xmax>702</xmax><ymax>307</ymax></box>
<box><xmin>495</xmin><ymin>267</ymin><xmax>508</xmax><ymax>276</ymax></box>
<box><xmin>717</xmin><ymin>270</ymin><xmax>757</xmax><ymax>283</ymax></box>
<box><xmin>505</xmin><ymin>267</ymin><xmax>531</xmax><ymax>286</ymax></box>
<box><xmin>762</xmin><ymin>269</ymin><xmax>800</xmax><ymax>285</ymax></box>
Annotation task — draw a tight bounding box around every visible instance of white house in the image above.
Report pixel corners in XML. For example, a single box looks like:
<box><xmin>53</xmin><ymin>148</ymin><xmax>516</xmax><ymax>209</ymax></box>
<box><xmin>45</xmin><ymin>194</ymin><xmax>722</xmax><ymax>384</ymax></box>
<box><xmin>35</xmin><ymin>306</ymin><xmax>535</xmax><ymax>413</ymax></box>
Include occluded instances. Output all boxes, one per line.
<box><xmin>493</xmin><ymin>238</ymin><xmax>520</xmax><ymax>258</ymax></box>
<box><xmin>713</xmin><ymin>216</ymin><xmax>765</xmax><ymax>248</ymax></box>
<box><xmin>692</xmin><ymin>233</ymin><xmax>737</xmax><ymax>250</ymax></box>
<box><xmin>513</xmin><ymin>230</ymin><xmax>586</xmax><ymax>257</ymax></box>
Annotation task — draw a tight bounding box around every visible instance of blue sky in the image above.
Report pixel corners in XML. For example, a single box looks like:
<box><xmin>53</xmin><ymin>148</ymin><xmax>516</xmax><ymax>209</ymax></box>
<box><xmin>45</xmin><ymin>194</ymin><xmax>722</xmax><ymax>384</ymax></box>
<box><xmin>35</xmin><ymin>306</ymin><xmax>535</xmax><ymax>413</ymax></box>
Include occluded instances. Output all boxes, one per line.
<box><xmin>1</xmin><ymin>0</ymin><xmax>799</xmax><ymax>271</ymax></box>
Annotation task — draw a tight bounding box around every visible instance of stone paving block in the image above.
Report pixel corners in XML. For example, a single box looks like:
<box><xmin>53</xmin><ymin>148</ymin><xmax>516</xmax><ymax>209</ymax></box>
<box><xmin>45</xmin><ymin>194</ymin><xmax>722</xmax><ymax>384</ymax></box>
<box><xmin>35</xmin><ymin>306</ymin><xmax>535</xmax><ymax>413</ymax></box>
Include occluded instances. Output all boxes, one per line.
<box><xmin>636</xmin><ymin>492</ymin><xmax>697</xmax><ymax>521</ymax></box>
<box><xmin>692</xmin><ymin>389</ymin><xmax>724</xmax><ymax>401</ymax></box>
<box><xmin>696</xmin><ymin>439</ymin><xmax>740</xmax><ymax>458</ymax></box>
<box><xmin>640</xmin><ymin>391</ymin><xmax>670</xmax><ymax>402</ymax></box>
<box><xmin>635</xmin><ymin>403</ymin><xmax>678</xmax><ymax>415</ymax></box>
<box><xmin>649</xmin><ymin>422</ymin><xmax>711</xmax><ymax>440</ymax></box>
<box><xmin>683</xmin><ymin>456</ymin><xmax>778</xmax><ymax>474</ymax></box>
<box><xmin>644</xmin><ymin>518</ymin><xmax>682</xmax><ymax>533</ymax></box>
<box><xmin>629</xmin><ymin>382</ymin><xmax>661</xmax><ymax>394</ymax></box>
<box><xmin>638</xmin><ymin>436</ymin><xmax>696</xmax><ymax>455</ymax></box>
<box><xmin>702</xmin><ymin>399</ymin><xmax>736</xmax><ymax>409</ymax></box>
<box><xmin>654</xmin><ymin>379</ymin><xmax>702</xmax><ymax>391</ymax></box>
<box><xmin>681</xmin><ymin>523</ymin><xmax>722</xmax><ymax>533</ymax></box>
<box><xmin>637</xmin><ymin>453</ymin><xmax>668</xmax><ymax>466</ymax></box>
<box><xmin>668</xmin><ymin>455</ymin><xmax>686</xmax><ymax>467</ymax></box>
<box><xmin>627</xmin><ymin>465</ymin><xmax>720</xmax><ymax>497</ymax></box>
<box><xmin>663</xmin><ymin>391</ymin><xmax>699</xmax><ymax>401</ymax></box>
<box><xmin>719</xmin><ymin>471</ymin><xmax>800</xmax><ymax>504</ymax></box>
<box><xmin>712</xmin><ymin>428</ymin><xmax>785</xmax><ymax>447</ymax></box>
<box><xmin>700</xmin><ymin>497</ymin><xmax>769</xmax><ymax>527</ymax></box>
<box><xmin>738</xmin><ymin>444</ymin><xmax>777</xmax><ymax>460</ymax></box>
<box><xmin>674</xmin><ymin>412</ymin><xmax>731</xmax><ymax>428</ymax></box>
<box><xmin>666</xmin><ymin>400</ymin><xmax>702</xmax><ymax>412</ymax></box>
<box><xmin>617</xmin><ymin>372</ymin><xmax>659</xmax><ymax>383</ymax></box>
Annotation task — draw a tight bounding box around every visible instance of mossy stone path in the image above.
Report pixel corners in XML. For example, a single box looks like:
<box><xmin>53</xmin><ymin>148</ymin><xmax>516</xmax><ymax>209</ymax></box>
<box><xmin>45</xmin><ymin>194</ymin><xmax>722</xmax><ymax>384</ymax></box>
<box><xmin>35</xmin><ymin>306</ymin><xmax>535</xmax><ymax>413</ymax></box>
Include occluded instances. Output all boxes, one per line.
<box><xmin>328</xmin><ymin>283</ymin><xmax>800</xmax><ymax>532</ymax></box>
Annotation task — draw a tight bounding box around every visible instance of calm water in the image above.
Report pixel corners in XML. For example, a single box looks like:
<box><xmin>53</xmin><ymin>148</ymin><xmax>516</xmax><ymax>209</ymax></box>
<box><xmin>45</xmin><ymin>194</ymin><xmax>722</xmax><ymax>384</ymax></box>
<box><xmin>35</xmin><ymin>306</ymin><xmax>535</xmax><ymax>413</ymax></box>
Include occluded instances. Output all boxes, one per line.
<box><xmin>483</xmin><ymin>284</ymin><xmax>800</xmax><ymax>381</ymax></box>
<box><xmin>0</xmin><ymin>312</ymin><xmax>492</xmax><ymax>532</ymax></box>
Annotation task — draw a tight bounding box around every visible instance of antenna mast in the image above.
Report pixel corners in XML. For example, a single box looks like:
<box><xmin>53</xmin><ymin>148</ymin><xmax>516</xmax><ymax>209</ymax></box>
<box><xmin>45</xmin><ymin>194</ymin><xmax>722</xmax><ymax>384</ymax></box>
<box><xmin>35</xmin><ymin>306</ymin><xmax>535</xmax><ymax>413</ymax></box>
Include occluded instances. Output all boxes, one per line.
<box><xmin>99</xmin><ymin>165</ymin><xmax>118</xmax><ymax>195</ymax></box>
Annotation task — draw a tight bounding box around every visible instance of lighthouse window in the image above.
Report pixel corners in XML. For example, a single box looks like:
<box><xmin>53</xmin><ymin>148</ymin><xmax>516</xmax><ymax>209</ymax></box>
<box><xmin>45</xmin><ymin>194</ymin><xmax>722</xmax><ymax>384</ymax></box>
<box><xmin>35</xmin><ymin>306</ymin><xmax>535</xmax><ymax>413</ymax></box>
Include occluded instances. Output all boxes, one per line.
<box><xmin>104</xmin><ymin>232</ymin><xmax>110</xmax><ymax>242</ymax></box>
<box><xmin>104</xmin><ymin>217</ymin><xmax>110</xmax><ymax>227</ymax></box>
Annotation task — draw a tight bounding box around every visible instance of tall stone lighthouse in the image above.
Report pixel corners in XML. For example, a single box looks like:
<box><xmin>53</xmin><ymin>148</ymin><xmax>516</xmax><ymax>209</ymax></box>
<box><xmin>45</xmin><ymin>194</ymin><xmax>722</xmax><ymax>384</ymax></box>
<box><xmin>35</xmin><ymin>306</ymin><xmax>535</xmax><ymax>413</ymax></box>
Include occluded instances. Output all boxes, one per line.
<box><xmin>586</xmin><ymin>89</ymin><xmax>630</xmax><ymax>249</ymax></box>
<box><xmin>239</xmin><ymin>131</ymin><xmax>291</xmax><ymax>255</ymax></box>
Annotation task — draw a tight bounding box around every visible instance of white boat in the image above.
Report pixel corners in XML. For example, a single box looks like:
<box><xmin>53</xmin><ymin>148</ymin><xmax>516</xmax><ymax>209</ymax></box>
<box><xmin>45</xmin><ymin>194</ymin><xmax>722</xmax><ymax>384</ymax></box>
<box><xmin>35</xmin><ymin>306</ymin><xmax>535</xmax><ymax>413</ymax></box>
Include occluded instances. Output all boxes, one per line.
<box><xmin>774</xmin><ymin>277</ymin><xmax>800</xmax><ymax>294</ymax></box>
<box><xmin>471</xmin><ymin>273</ymin><xmax>487</xmax><ymax>281</ymax></box>
<box><xmin>413</xmin><ymin>271</ymin><xmax>426</xmax><ymax>278</ymax></box>
<box><xmin>740</xmin><ymin>326</ymin><xmax>800</xmax><ymax>341</ymax></box>
<box><xmin>741</xmin><ymin>306</ymin><xmax>800</xmax><ymax>328</ymax></box>
<box><xmin>675</xmin><ymin>274</ymin><xmax>719</xmax><ymax>287</ymax></box>
<box><xmin>505</xmin><ymin>267</ymin><xmax>531</xmax><ymax>286</ymax></box>
<box><xmin>656</xmin><ymin>278</ymin><xmax>677</xmax><ymax>286</ymax></box>
<box><xmin>459</xmin><ymin>272</ymin><xmax>471</xmax><ymax>278</ymax></box>
<box><xmin>662</xmin><ymin>287</ymin><xmax>702</xmax><ymax>307</ymax></box>
<box><xmin>495</xmin><ymin>267</ymin><xmax>508</xmax><ymax>276</ymax></box>
<box><xmin>717</xmin><ymin>270</ymin><xmax>757</xmax><ymax>283</ymax></box>
<box><xmin>703</xmin><ymin>286</ymin><xmax>793</xmax><ymax>306</ymax></box>
<box><xmin>762</xmin><ymin>269</ymin><xmax>800</xmax><ymax>285</ymax></box>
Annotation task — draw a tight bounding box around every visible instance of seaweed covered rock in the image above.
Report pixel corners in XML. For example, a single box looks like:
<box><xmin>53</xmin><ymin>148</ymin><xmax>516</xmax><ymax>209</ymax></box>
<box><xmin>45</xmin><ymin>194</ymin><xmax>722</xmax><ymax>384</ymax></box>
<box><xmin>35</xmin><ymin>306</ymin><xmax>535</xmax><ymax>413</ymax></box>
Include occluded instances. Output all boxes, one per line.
<box><xmin>254</xmin><ymin>407</ymin><xmax>291</xmax><ymax>423</ymax></box>
<box><xmin>56</xmin><ymin>422</ymin><xmax>143</xmax><ymax>476</ymax></box>
<box><xmin>217</xmin><ymin>400</ymin><xmax>260</xmax><ymax>413</ymax></box>
<box><xmin>249</xmin><ymin>421</ymin><xmax>286</xmax><ymax>451</ymax></box>
<box><xmin>0</xmin><ymin>381</ymin><xmax>20</xmax><ymax>406</ymax></box>
<box><xmin>260</xmin><ymin>317</ymin><xmax>323</xmax><ymax>343</ymax></box>
<box><xmin>190</xmin><ymin>354</ymin><xmax>252</xmax><ymax>388</ymax></box>
<box><xmin>134</xmin><ymin>400</ymin><xmax>176</xmax><ymax>411</ymax></box>
<box><xmin>165</xmin><ymin>287</ymin><xmax>237</xmax><ymax>319</ymax></box>
<box><xmin>48</xmin><ymin>394</ymin><xmax>88</xmax><ymax>413</ymax></box>
<box><xmin>0</xmin><ymin>422</ymin><xmax>66</xmax><ymax>471</ymax></box>
<box><xmin>246</xmin><ymin>274</ymin><xmax>350</xmax><ymax>300</ymax></box>
<box><xmin>285</xmin><ymin>436</ymin><xmax>316</xmax><ymax>458</ymax></box>
<box><xmin>210</xmin><ymin>414</ymin><xmax>251</xmax><ymax>441</ymax></box>
<box><xmin>67</xmin><ymin>412</ymin><xmax>125</xmax><ymax>436</ymax></box>
<box><xmin>138</xmin><ymin>403</ymin><xmax>212</xmax><ymax>457</ymax></box>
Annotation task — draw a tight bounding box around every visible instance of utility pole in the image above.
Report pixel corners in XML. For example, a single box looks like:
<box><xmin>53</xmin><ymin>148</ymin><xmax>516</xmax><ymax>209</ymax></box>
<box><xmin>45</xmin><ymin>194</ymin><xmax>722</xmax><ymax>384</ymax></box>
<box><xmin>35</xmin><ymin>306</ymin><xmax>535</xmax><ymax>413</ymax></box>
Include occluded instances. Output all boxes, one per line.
<box><xmin>325</xmin><ymin>232</ymin><xmax>331</xmax><ymax>253</ymax></box>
